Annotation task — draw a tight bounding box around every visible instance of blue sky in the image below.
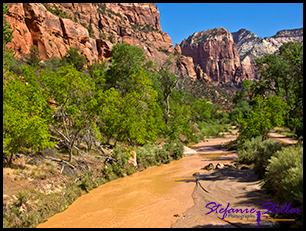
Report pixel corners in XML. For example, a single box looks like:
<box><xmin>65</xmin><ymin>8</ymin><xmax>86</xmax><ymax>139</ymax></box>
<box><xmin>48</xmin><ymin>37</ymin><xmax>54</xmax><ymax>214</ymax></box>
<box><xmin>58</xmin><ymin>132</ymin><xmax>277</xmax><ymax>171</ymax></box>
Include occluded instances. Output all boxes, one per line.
<box><xmin>155</xmin><ymin>3</ymin><xmax>303</xmax><ymax>46</ymax></box>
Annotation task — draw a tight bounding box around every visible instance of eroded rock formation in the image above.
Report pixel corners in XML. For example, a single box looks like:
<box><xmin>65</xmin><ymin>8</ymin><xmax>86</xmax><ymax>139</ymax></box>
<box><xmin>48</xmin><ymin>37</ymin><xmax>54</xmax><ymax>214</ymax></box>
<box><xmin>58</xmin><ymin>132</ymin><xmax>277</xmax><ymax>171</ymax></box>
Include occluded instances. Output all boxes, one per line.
<box><xmin>232</xmin><ymin>28</ymin><xmax>303</xmax><ymax>79</ymax></box>
<box><xmin>180</xmin><ymin>27</ymin><xmax>248</xmax><ymax>85</ymax></box>
<box><xmin>5</xmin><ymin>3</ymin><xmax>302</xmax><ymax>86</ymax></box>
<box><xmin>4</xmin><ymin>3</ymin><xmax>197</xmax><ymax>79</ymax></box>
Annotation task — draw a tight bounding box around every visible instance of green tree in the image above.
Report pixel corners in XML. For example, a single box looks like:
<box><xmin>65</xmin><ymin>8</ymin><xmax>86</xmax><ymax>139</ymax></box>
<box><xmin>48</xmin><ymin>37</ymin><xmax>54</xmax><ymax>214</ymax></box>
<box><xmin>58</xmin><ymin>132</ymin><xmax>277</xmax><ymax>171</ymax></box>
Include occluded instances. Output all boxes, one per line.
<box><xmin>39</xmin><ymin>65</ymin><xmax>100</xmax><ymax>161</ymax></box>
<box><xmin>254</xmin><ymin>42</ymin><xmax>303</xmax><ymax>138</ymax></box>
<box><xmin>97</xmin><ymin>43</ymin><xmax>165</xmax><ymax>145</ymax></box>
<box><xmin>26</xmin><ymin>45</ymin><xmax>42</xmax><ymax>69</ymax></box>
<box><xmin>165</xmin><ymin>90</ymin><xmax>193</xmax><ymax>142</ymax></box>
<box><xmin>3</xmin><ymin>65</ymin><xmax>55</xmax><ymax>164</ymax></box>
<box><xmin>236</xmin><ymin>94</ymin><xmax>288</xmax><ymax>143</ymax></box>
<box><xmin>230</xmin><ymin>100</ymin><xmax>252</xmax><ymax>124</ymax></box>
<box><xmin>3</xmin><ymin>3</ymin><xmax>13</xmax><ymax>47</ymax></box>
<box><xmin>233</xmin><ymin>79</ymin><xmax>253</xmax><ymax>104</ymax></box>
<box><xmin>230</xmin><ymin>79</ymin><xmax>253</xmax><ymax>124</ymax></box>
<box><xmin>151</xmin><ymin>57</ymin><xmax>188</xmax><ymax>125</ymax></box>
<box><xmin>192</xmin><ymin>98</ymin><xmax>213</xmax><ymax>123</ymax></box>
<box><xmin>105</xmin><ymin>43</ymin><xmax>150</xmax><ymax>95</ymax></box>
<box><xmin>154</xmin><ymin>59</ymin><xmax>179</xmax><ymax>120</ymax></box>
<box><xmin>60</xmin><ymin>47</ymin><xmax>87</xmax><ymax>72</ymax></box>
<box><xmin>99</xmin><ymin>69</ymin><xmax>164</xmax><ymax>145</ymax></box>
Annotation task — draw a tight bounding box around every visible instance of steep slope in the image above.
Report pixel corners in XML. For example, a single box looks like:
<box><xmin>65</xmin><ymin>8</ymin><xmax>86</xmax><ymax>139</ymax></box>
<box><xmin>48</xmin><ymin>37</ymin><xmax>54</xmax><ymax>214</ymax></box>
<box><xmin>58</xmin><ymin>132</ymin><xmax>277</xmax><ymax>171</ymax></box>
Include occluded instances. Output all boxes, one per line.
<box><xmin>4</xmin><ymin>3</ymin><xmax>196</xmax><ymax>78</ymax></box>
<box><xmin>265</xmin><ymin>28</ymin><xmax>303</xmax><ymax>47</ymax></box>
<box><xmin>232</xmin><ymin>28</ymin><xmax>303</xmax><ymax>79</ymax></box>
<box><xmin>180</xmin><ymin>27</ymin><xmax>248</xmax><ymax>85</ymax></box>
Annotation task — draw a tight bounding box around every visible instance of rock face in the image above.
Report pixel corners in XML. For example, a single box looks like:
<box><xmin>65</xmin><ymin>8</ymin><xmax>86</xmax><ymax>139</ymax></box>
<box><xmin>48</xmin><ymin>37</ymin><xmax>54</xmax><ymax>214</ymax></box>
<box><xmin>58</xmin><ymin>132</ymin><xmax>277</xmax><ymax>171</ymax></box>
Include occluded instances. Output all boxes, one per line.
<box><xmin>265</xmin><ymin>28</ymin><xmax>303</xmax><ymax>47</ymax></box>
<box><xmin>4</xmin><ymin>3</ymin><xmax>197</xmax><ymax>78</ymax></box>
<box><xmin>180</xmin><ymin>27</ymin><xmax>248</xmax><ymax>85</ymax></box>
<box><xmin>232</xmin><ymin>28</ymin><xmax>303</xmax><ymax>79</ymax></box>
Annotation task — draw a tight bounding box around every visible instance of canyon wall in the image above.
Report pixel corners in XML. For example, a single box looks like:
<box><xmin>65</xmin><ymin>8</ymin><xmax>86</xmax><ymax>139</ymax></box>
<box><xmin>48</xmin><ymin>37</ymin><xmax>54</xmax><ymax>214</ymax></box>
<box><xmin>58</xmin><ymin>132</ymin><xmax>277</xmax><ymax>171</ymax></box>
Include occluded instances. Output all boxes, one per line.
<box><xmin>4</xmin><ymin>3</ymin><xmax>196</xmax><ymax>78</ymax></box>
<box><xmin>5</xmin><ymin>3</ymin><xmax>302</xmax><ymax>86</ymax></box>
<box><xmin>180</xmin><ymin>27</ymin><xmax>248</xmax><ymax>85</ymax></box>
<box><xmin>232</xmin><ymin>28</ymin><xmax>303</xmax><ymax>79</ymax></box>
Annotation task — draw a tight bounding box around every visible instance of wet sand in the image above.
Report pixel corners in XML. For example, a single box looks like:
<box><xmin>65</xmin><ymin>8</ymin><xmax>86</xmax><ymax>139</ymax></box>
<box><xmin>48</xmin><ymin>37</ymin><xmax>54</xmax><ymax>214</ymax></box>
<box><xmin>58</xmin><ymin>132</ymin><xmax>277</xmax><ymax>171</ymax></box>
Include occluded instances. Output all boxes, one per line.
<box><xmin>37</xmin><ymin>137</ymin><xmax>238</xmax><ymax>228</ymax></box>
<box><xmin>171</xmin><ymin>166</ymin><xmax>277</xmax><ymax>228</ymax></box>
<box><xmin>37</xmin><ymin>134</ymin><xmax>278</xmax><ymax>228</ymax></box>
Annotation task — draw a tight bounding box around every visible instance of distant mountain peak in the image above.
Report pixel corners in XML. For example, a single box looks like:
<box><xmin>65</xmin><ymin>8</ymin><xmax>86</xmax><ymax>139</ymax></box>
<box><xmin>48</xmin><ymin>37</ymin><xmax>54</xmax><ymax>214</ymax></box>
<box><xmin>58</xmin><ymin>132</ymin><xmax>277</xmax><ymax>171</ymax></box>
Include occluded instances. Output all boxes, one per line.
<box><xmin>231</xmin><ymin>27</ymin><xmax>303</xmax><ymax>80</ymax></box>
<box><xmin>271</xmin><ymin>27</ymin><xmax>303</xmax><ymax>38</ymax></box>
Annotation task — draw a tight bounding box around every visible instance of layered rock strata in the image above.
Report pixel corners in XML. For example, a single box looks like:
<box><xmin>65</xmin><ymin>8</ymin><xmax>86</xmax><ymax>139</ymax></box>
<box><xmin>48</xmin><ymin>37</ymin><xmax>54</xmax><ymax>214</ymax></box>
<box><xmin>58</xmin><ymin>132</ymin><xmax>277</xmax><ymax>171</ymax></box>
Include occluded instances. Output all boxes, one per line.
<box><xmin>232</xmin><ymin>28</ymin><xmax>303</xmax><ymax>79</ymax></box>
<box><xmin>5</xmin><ymin>3</ymin><xmax>197</xmax><ymax>78</ymax></box>
<box><xmin>180</xmin><ymin>27</ymin><xmax>248</xmax><ymax>85</ymax></box>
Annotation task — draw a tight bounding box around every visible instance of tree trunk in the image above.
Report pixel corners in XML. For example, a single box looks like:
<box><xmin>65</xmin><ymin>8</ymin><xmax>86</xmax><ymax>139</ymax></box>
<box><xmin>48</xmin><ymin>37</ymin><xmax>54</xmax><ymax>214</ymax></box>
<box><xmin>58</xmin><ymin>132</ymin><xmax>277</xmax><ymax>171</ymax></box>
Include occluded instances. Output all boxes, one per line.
<box><xmin>8</xmin><ymin>153</ymin><xmax>14</xmax><ymax>165</ymax></box>
<box><xmin>165</xmin><ymin>95</ymin><xmax>170</xmax><ymax>124</ymax></box>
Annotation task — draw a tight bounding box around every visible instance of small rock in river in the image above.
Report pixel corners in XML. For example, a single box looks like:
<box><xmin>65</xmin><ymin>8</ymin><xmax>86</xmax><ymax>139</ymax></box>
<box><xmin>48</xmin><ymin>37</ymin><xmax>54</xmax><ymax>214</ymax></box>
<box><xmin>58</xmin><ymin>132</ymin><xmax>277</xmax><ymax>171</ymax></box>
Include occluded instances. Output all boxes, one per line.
<box><xmin>201</xmin><ymin>163</ymin><xmax>214</xmax><ymax>171</ymax></box>
<box><xmin>215</xmin><ymin>163</ymin><xmax>224</xmax><ymax>169</ymax></box>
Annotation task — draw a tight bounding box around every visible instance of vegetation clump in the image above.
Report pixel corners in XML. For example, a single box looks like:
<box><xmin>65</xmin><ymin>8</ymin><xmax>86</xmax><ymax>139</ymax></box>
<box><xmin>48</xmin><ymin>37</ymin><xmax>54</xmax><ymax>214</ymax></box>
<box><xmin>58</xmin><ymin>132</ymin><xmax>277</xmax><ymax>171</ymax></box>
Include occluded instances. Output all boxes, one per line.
<box><xmin>3</xmin><ymin>3</ymin><xmax>303</xmax><ymax>228</ymax></box>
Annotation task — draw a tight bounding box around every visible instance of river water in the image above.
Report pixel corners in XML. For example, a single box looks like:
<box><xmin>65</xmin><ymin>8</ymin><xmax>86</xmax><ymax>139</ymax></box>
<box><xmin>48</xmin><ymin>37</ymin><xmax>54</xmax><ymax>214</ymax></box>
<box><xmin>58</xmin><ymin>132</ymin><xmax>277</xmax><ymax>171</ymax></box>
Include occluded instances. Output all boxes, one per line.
<box><xmin>37</xmin><ymin>137</ymin><xmax>238</xmax><ymax>228</ymax></box>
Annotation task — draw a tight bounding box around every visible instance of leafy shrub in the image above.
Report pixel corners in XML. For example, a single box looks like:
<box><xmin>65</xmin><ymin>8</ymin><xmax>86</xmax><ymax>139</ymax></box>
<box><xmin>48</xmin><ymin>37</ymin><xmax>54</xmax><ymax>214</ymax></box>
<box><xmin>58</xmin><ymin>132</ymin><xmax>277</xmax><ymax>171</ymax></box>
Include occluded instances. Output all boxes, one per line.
<box><xmin>155</xmin><ymin>148</ymin><xmax>171</xmax><ymax>164</ymax></box>
<box><xmin>101</xmin><ymin>165</ymin><xmax>117</xmax><ymax>181</ymax></box>
<box><xmin>134</xmin><ymin>142</ymin><xmax>183</xmax><ymax>170</ymax></box>
<box><xmin>15</xmin><ymin>191</ymin><xmax>29</xmax><ymax>206</ymax></box>
<box><xmin>25</xmin><ymin>45</ymin><xmax>42</xmax><ymax>69</ymax></box>
<box><xmin>135</xmin><ymin>144</ymin><xmax>159</xmax><ymax>169</ymax></box>
<box><xmin>42</xmin><ymin>56</ymin><xmax>62</xmax><ymax>72</ymax></box>
<box><xmin>163</xmin><ymin>142</ymin><xmax>184</xmax><ymax>160</ymax></box>
<box><xmin>60</xmin><ymin>47</ymin><xmax>87</xmax><ymax>72</ymax></box>
<box><xmin>263</xmin><ymin>145</ymin><xmax>303</xmax><ymax>228</ymax></box>
<box><xmin>264</xmin><ymin>145</ymin><xmax>303</xmax><ymax>204</ymax></box>
<box><xmin>171</xmin><ymin>142</ymin><xmax>184</xmax><ymax>160</ymax></box>
<box><xmin>78</xmin><ymin>172</ymin><xmax>95</xmax><ymax>193</ymax></box>
<box><xmin>253</xmin><ymin>139</ymin><xmax>285</xmax><ymax>177</ymax></box>
<box><xmin>237</xmin><ymin>136</ymin><xmax>262</xmax><ymax>164</ymax></box>
<box><xmin>104</xmin><ymin>146</ymin><xmax>134</xmax><ymax>177</ymax></box>
<box><xmin>237</xmin><ymin>136</ymin><xmax>285</xmax><ymax>177</ymax></box>
<box><xmin>197</xmin><ymin>122</ymin><xmax>228</xmax><ymax>138</ymax></box>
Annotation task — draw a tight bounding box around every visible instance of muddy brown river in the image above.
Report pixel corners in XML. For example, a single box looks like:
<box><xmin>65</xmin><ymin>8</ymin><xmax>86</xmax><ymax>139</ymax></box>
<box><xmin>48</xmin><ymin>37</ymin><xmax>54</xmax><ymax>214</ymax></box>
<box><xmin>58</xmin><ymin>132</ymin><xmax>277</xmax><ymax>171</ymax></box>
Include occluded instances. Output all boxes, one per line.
<box><xmin>37</xmin><ymin>136</ymin><xmax>241</xmax><ymax>228</ymax></box>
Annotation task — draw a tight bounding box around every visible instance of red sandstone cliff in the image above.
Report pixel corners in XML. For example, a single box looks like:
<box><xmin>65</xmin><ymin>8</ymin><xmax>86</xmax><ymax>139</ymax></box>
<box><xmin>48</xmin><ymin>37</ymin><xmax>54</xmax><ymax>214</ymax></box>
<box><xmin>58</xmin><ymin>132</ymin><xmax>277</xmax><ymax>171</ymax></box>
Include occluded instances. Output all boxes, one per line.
<box><xmin>4</xmin><ymin>3</ymin><xmax>196</xmax><ymax>79</ymax></box>
<box><xmin>180</xmin><ymin>27</ymin><xmax>248</xmax><ymax>85</ymax></box>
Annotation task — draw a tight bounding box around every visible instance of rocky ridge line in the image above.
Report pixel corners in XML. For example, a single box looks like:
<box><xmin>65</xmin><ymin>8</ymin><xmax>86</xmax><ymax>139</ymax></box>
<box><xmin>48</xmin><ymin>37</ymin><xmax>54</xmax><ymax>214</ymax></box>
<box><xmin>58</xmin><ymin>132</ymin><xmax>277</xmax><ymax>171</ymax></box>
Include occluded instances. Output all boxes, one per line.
<box><xmin>231</xmin><ymin>28</ymin><xmax>303</xmax><ymax>79</ymax></box>
<box><xmin>4</xmin><ymin>3</ymin><xmax>197</xmax><ymax>79</ymax></box>
<box><xmin>180</xmin><ymin>27</ymin><xmax>249</xmax><ymax>86</ymax></box>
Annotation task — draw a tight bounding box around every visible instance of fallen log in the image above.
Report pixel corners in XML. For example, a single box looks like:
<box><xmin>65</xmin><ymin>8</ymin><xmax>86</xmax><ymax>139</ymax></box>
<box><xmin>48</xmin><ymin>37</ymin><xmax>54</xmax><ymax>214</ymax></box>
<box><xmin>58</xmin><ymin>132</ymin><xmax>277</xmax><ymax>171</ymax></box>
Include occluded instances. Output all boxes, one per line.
<box><xmin>44</xmin><ymin>155</ymin><xmax>76</xmax><ymax>170</ymax></box>
<box><xmin>95</xmin><ymin>155</ymin><xmax>119</xmax><ymax>163</ymax></box>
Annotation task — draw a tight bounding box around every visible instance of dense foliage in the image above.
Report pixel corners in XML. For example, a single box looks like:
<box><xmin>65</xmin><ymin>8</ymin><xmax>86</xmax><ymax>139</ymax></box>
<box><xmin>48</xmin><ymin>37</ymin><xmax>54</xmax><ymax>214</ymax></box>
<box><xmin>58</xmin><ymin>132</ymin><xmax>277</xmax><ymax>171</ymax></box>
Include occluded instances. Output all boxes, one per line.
<box><xmin>233</xmin><ymin>42</ymin><xmax>303</xmax><ymax>143</ymax></box>
<box><xmin>3</xmin><ymin>65</ymin><xmax>55</xmax><ymax>163</ymax></box>
<box><xmin>253</xmin><ymin>42</ymin><xmax>303</xmax><ymax>138</ymax></box>
<box><xmin>3</xmin><ymin>4</ymin><xmax>303</xmax><ymax>228</ymax></box>
<box><xmin>236</xmin><ymin>94</ymin><xmax>288</xmax><ymax>143</ymax></box>
<box><xmin>265</xmin><ymin>145</ymin><xmax>303</xmax><ymax>213</ymax></box>
<box><xmin>232</xmin><ymin>41</ymin><xmax>303</xmax><ymax>228</ymax></box>
<box><xmin>237</xmin><ymin>138</ymin><xmax>303</xmax><ymax>228</ymax></box>
<box><xmin>3</xmin><ymin>36</ymin><xmax>230</xmax><ymax>164</ymax></box>
<box><xmin>3</xmin><ymin>3</ymin><xmax>13</xmax><ymax>47</ymax></box>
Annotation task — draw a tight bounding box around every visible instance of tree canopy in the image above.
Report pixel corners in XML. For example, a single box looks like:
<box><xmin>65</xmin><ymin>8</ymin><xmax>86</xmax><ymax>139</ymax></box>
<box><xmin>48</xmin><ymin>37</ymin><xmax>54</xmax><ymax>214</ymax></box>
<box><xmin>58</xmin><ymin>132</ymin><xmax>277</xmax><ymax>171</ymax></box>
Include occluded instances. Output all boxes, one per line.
<box><xmin>236</xmin><ymin>94</ymin><xmax>288</xmax><ymax>143</ymax></box>
<box><xmin>253</xmin><ymin>41</ymin><xmax>303</xmax><ymax>137</ymax></box>
<box><xmin>3</xmin><ymin>65</ymin><xmax>55</xmax><ymax>163</ymax></box>
<box><xmin>3</xmin><ymin>3</ymin><xmax>13</xmax><ymax>47</ymax></box>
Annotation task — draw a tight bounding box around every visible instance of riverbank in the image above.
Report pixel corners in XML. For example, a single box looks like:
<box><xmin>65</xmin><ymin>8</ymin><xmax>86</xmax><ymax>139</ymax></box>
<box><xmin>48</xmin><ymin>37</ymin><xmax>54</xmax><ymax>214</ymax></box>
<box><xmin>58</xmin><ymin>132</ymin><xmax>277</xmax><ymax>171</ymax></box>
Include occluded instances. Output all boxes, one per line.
<box><xmin>171</xmin><ymin>131</ymin><xmax>300</xmax><ymax>228</ymax></box>
<box><xmin>3</xmin><ymin>142</ymin><xmax>184</xmax><ymax>228</ymax></box>
<box><xmin>4</xmin><ymin>130</ymin><xmax>299</xmax><ymax>228</ymax></box>
<box><xmin>36</xmin><ymin>135</ymin><xmax>240</xmax><ymax>228</ymax></box>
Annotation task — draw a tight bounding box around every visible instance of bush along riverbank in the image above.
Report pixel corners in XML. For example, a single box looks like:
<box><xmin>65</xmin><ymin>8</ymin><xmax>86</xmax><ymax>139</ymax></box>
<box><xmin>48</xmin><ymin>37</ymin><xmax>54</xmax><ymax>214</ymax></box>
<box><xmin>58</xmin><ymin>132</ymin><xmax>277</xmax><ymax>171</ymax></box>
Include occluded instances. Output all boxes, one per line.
<box><xmin>233</xmin><ymin>136</ymin><xmax>303</xmax><ymax>228</ymax></box>
<box><xmin>3</xmin><ymin>142</ymin><xmax>184</xmax><ymax>228</ymax></box>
